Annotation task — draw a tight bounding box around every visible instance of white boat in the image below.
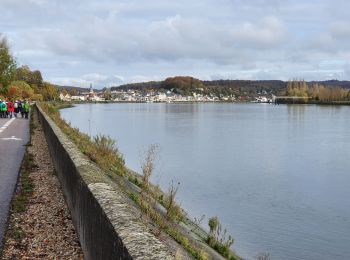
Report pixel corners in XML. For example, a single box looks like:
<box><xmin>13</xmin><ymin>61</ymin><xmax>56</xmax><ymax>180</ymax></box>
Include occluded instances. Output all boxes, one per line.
<box><xmin>253</xmin><ymin>96</ymin><xmax>270</xmax><ymax>103</ymax></box>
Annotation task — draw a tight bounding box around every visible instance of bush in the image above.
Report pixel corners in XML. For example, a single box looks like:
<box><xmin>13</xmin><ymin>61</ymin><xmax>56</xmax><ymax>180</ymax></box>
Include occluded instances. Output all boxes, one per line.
<box><xmin>207</xmin><ymin>216</ymin><xmax>235</xmax><ymax>259</ymax></box>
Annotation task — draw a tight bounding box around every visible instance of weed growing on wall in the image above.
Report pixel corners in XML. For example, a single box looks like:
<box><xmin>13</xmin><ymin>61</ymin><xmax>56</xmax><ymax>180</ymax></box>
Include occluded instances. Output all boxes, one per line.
<box><xmin>207</xmin><ymin>216</ymin><xmax>235</xmax><ymax>259</ymax></box>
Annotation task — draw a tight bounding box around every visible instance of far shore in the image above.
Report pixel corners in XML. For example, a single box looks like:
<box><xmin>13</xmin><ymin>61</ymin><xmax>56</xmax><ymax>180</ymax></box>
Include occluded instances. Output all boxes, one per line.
<box><xmin>57</xmin><ymin>100</ymin><xmax>350</xmax><ymax>106</ymax></box>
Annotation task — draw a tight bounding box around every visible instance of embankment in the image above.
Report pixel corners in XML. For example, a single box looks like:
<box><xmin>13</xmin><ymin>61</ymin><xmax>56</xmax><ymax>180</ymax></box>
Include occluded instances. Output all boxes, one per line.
<box><xmin>36</xmin><ymin>104</ymin><xmax>173</xmax><ymax>260</ymax></box>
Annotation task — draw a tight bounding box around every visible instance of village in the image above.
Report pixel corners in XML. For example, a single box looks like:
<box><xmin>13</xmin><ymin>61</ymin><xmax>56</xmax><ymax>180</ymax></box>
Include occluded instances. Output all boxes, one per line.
<box><xmin>59</xmin><ymin>84</ymin><xmax>274</xmax><ymax>103</ymax></box>
<box><xmin>59</xmin><ymin>84</ymin><xmax>235</xmax><ymax>102</ymax></box>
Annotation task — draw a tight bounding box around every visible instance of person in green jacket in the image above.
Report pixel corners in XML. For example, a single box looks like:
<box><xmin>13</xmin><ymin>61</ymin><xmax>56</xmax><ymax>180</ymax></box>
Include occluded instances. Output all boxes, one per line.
<box><xmin>22</xmin><ymin>100</ymin><xmax>30</xmax><ymax>119</ymax></box>
<box><xmin>1</xmin><ymin>100</ymin><xmax>7</xmax><ymax>118</ymax></box>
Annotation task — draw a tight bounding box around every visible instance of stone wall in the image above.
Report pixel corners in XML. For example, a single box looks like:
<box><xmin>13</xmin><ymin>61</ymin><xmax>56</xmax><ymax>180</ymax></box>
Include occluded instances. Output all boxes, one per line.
<box><xmin>36</xmin><ymin>104</ymin><xmax>173</xmax><ymax>260</ymax></box>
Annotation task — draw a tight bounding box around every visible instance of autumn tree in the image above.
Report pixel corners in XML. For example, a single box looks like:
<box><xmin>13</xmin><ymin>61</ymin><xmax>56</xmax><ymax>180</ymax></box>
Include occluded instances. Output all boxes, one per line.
<box><xmin>102</xmin><ymin>87</ymin><xmax>112</xmax><ymax>100</ymax></box>
<box><xmin>9</xmin><ymin>80</ymin><xmax>34</xmax><ymax>99</ymax></box>
<box><xmin>61</xmin><ymin>88</ymin><xmax>68</xmax><ymax>96</ymax></box>
<box><xmin>161</xmin><ymin>76</ymin><xmax>204</xmax><ymax>95</ymax></box>
<box><xmin>32</xmin><ymin>93</ymin><xmax>43</xmax><ymax>101</ymax></box>
<box><xmin>7</xmin><ymin>85</ymin><xmax>18</xmax><ymax>99</ymax></box>
<box><xmin>69</xmin><ymin>88</ymin><xmax>78</xmax><ymax>96</ymax></box>
<box><xmin>0</xmin><ymin>35</ymin><xmax>16</xmax><ymax>93</ymax></box>
<box><xmin>16</xmin><ymin>65</ymin><xmax>43</xmax><ymax>86</ymax></box>
<box><xmin>41</xmin><ymin>82</ymin><xmax>59</xmax><ymax>101</ymax></box>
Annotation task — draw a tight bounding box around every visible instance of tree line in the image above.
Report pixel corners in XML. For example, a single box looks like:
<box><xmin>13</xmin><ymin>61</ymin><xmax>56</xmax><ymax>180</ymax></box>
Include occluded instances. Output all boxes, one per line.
<box><xmin>0</xmin><ymin>35</ymin><xmax>59</xmax><ymax>101</ymax></box>
<box><xmin>286</xmin><ymin>80</ymin><xmax>350</xmax><ymax>102</ymax></box>
<box><xmin>112</xmin><ymin>77</ymin><xmax>350</xmax><ymax>102</ymax></box>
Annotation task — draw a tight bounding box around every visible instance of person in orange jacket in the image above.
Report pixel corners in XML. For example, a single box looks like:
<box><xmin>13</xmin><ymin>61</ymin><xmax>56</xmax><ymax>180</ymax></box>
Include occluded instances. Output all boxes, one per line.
<box><xmin>7</xmin><ymin>100</ymin><xmax>15</xmax><ymax>118</ymax></box>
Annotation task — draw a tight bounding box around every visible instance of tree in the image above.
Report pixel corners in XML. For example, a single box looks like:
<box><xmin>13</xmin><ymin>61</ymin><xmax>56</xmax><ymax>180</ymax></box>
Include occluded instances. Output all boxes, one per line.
<box><xmin>7</xmin><ymin>85</ymin><xmax>19</xmax><ymax>99</ymax></box>
<box><xmin>32</xmin><ymin>93</ymin><xmax>43</xmax><ymax>101</ymax></box>
<box><xmin>103</xmin><ymin>87</ymin><xmax>112</xmax><ymax>100</ymax></box>
<box><xmin>311</xmin><ymin>84</ymin><xmax>320</xmax><ymax>100</ymax></box>
<box><xmin>16</xmin><ymin>65</ymin><xmax>43</xmax><ymax>86</ymax></box>
<box><xmin>15</xmin><ymin>65</ymin><xmax>31</xmax><ymax>82</ymax></box>
<box><xmin>161</xmin><ymin>76</ymin><xmax>204</xmax><ymax>96</ymax></box>
<box><xmin>61</xmin><ymin>88</ymin><xmax>68</xmax><ymax>96</ymax></box>
<box><xmin>0</xmin><ymin>35</ymin><xmax>16</xmax><ymax>93</ymax></box>
<box><xmin>41</xmin><ymin>82</ymin><xmax>59</xmax><ymax>101</ymax></box>
<box><xmin>9</xmin><ymin>80</ymin><xmax>34</xmax><ymax>99</ymax></box>
<box><xmin>69</xmin><ymin>88</ymin><xmax>78</xmax><ymax>96</ymax></box>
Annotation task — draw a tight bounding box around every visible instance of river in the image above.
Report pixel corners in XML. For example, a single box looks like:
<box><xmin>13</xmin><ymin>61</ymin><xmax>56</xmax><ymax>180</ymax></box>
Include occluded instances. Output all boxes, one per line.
<box><xmin>61</xmin><ymin>103</ymin><xmax>350</xmax><ymax>260</ymax></box>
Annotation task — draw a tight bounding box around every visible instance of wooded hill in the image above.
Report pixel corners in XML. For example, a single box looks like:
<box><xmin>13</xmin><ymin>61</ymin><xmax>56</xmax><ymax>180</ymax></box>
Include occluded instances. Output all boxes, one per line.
<box><xmin>111</xmin><ymin>77</ymin><xmax>350</xmax><ymax>97</ymax></box>
<box><xmin>112</xmin><ymin>77</ymin><xmax>287</xmax><ymax>97</ymax></box>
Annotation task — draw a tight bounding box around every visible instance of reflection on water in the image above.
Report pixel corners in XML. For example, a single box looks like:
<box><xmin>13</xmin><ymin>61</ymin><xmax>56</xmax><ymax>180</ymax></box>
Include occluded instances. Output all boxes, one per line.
<box><xmin>287</xmin><ymin>104</ymin><xmax>306</xmax><ymax>119</ymax></box>
<box><xmin>61</xmin><ymin>103</ymin><xmax>350</xmax><ymax>260</ymax></box>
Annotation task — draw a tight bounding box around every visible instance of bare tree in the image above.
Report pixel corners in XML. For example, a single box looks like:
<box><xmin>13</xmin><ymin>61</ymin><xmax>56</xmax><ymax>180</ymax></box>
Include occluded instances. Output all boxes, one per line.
<box><xmin>166</xmin><ymin>180</ymin><xmax>180</xmax><ymax>221</ymax></box>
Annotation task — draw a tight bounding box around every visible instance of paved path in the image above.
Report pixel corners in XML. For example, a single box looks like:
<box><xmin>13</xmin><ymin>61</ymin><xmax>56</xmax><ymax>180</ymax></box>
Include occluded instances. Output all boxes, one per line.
<box><xmin>0</xmin><ymin>117</ymin><xmax>29</xmax><ymax>249</ymax></box>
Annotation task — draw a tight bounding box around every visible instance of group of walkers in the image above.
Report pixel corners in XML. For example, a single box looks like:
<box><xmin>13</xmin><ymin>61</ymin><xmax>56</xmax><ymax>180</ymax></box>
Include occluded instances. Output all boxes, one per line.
<box><xmin>0</xmin><ymin>100</ymin><xmax>30</xmax><ymax>119</ymax></box>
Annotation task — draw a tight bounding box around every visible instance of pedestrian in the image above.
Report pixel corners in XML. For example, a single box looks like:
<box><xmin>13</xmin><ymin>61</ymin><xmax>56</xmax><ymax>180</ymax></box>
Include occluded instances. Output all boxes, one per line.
<box><xmin>18</xmin><ymin>101</ymin><xmax>23</xmax><ymax>118</ymax></box>
<box><xmin>1</xmin><ymin>100</ymin><xmax>7</xmax><ymax>118</ymax></box>
<box><xmin>0</xmin><ymin>100</ymin><xmax>2</xmax><ymax>118</ymax></box>
<box><xmin>14</xmin><ymin>100</ymin><xmax>19</xmax><ymax>117</ymax></box>
<box><xmin>22</xmin><ymin>100</ymin><xmax>30</xmax><ymax>119</ymax></box>
<box><xmin>7</xmin><ymin>100</ymin><xmax>14</xmax><ymax>118</ymax></box>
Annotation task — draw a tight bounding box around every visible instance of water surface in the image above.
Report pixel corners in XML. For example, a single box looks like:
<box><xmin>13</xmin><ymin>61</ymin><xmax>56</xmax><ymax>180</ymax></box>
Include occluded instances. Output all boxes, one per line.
<box><xmin>61</xmin><ymin>103</ymin><xmax>350</xmax><ymax>260</ymax></box>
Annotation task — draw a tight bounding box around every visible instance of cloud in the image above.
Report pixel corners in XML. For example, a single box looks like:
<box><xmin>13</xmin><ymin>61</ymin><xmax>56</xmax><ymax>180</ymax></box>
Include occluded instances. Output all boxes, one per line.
<box><xmin>230</xmin><ymin>16</ymin><xmax>287</xmax><ymax>49</ymax></box>
<box><xmin>330</xmin><ymin>21</ymin><xmax>350</xmax><ymax>39</ymax></box>
<box><xmin>37</xmin><ymin>14</ymin><xmax>287</xmax><ymax>67</ymax></box>
<box><xmin>50</xmin><ymin>73</ymin><xmax>124</xmax><ymax>88</ymax></box>
<box><xmin>2</xmin><ymin>0</ymin><xmax>350</xmax><ymax>87</ymax></box>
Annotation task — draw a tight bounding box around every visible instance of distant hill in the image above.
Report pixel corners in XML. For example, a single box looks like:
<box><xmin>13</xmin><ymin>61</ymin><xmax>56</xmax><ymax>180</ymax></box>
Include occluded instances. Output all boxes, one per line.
<box><xmin>55</xmin><ymin>85</ymin><xmax>91</xmax><ymax>94</ymax></box>
<box><xmin>309</xmin><ymin>80</ymin><xmax>350</xmax><ymax>89</ymax></box>
<box><xmin>111</xmin><ymin>81</ymin><xmax>162</xmax><ymax>91</ymax></box>
<box><xmin>111</xmin><ymin>78</ymin><xmax>287</xmax><ymax>91</ymax></box>
<box><xmin>111</xmin><ymin>77</ymin><xmax>288</xmax><ymax>96</ymax></box>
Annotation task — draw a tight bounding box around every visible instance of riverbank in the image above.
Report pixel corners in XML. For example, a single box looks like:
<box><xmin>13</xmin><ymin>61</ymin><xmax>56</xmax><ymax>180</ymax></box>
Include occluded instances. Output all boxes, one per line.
<box><xmin>44</xmin><ymin>101</ymin><xmax>241</xmax><ymax>259</ymax></box>
<box><xmin>59</xmin><ymin>99</ymin><xmax>350</xmax><ymax>107</ymax></box>
<box><xmin>275</xmin><ymin>100</ymin><xmax>350</xmax><ymax>105</ymax></box>
<box><xmin>1</xmin><ymin>109</ymin><xmax>83</xmax><ymax>259</ymax></box>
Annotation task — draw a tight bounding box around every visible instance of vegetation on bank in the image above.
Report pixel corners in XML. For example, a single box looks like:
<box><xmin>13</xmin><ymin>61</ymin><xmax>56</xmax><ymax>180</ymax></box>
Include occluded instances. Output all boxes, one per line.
<box><xmin>279</xmin><ymin>80</ymin><xmax>350</xmax><ymax>104</ymax></box>
<box><xmin>112</xmin><ymin>76</ymin><xmax>350</xmax><ymax>103</ymax></box>
<box><xmin>40</xmin><ymin>102</ymin><xmax>125</xmax><ymax>176</ymax></box>
<box><xmin>39</xmin><ymin>101</ymin><xmax>239</xmax><ymax>260</ymax></box>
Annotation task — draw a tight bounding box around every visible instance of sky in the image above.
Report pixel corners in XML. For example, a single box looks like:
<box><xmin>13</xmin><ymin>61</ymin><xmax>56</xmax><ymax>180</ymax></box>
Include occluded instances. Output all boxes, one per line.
<box><xmin>1</xmin><ymin>0</ymin><xmax>350</xmax><ymax>88</ymax></box>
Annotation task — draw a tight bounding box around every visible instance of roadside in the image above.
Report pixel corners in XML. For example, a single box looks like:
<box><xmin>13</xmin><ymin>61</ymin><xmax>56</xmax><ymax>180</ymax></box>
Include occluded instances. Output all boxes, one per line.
<box><xmin>0</xmin><ymin>117</ymin><xmax>29</xmax><ymax>251</ymax></box>
<box><xmin>1</xmin><ymin>110</ymin><xmax>83</xmax><ymax>259</ymax></box>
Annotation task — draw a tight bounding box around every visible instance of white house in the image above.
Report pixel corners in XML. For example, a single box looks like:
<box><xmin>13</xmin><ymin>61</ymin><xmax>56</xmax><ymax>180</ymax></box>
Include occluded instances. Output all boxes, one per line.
<box><xmin>59</xmin><ymin>93</ymin><xmax>71</xmax><ymax>101</ymax></box>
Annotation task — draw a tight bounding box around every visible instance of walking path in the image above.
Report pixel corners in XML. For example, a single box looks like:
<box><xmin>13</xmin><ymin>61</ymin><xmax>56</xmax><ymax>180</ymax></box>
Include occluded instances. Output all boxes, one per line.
<box><xmin>1</xmin><ymin>110</ymin><xmax>83</xmax><ymax>259</ymax></box>
<box><xmin>0</xmin><ymin>117</ymin><xmax>29</xmax><ymax>249</ymax></box>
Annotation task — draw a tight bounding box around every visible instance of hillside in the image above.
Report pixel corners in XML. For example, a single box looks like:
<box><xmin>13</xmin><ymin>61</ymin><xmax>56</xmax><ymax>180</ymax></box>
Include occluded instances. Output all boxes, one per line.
<box><xmin>111</xmin><ymin>78</ymin><xmax>350</xmax><ymax>97</ymax></box>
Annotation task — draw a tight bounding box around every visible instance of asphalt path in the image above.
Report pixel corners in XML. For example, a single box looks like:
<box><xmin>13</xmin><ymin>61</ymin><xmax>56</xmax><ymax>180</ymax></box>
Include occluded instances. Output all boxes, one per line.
<box><xmin>0</xmin><ymin>116</ymin><xmax>29</xmax><ymax>249</ymax></box>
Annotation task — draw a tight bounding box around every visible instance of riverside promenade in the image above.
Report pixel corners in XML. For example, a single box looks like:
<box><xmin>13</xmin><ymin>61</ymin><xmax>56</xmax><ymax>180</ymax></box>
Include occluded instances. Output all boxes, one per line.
<box><xmin>0</xmin><ymin>117</ymin><xmax>29</xmax><ymax>249</ymax></box>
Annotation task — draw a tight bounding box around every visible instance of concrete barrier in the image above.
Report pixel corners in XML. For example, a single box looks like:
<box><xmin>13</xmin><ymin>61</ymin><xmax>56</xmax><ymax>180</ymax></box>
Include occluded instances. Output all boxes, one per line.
<box><xmin>36</xmin><ymin>104</ymin><xmax>173</xmax><ymax>260</ymax></box>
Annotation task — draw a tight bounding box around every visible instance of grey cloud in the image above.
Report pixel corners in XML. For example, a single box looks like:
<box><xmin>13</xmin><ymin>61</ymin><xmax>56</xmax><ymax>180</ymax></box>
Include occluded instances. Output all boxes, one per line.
<box><xmin>330</xmin><ymin>21</ymin><xmax>350</xmax><ymax>39</ymax></box>
<box><xmin>2</xmin><ymin>0</ymin><xmax>350</xmax><ymax>87</ymax></box>
<box><xmin>52</xmin><ymin>73</ymin><xmax>124</xmax><ymax>88</ymax></box>
<box><xmin>39</xmin><ymin>13</ymin><xmax>288</xmax><ymax>66</ymax></box>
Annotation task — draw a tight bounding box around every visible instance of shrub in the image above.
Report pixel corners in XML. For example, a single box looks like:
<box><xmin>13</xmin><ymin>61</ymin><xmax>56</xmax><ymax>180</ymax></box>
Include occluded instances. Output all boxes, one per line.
<box><xmin>207</xmin><ymin>216</ymin><xmax>235</xmax><ymax>259</ymax></box>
